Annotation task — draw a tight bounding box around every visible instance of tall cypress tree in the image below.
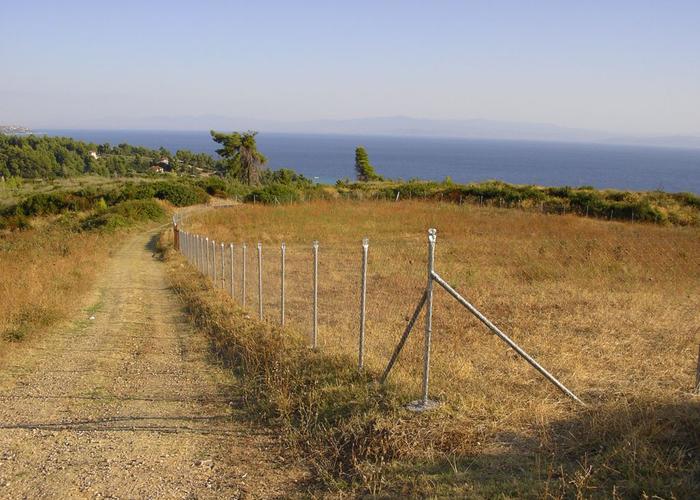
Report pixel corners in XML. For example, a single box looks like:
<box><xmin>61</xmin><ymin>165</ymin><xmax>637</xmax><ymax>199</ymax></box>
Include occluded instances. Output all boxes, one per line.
<box><xmin>354</xmin><ymin>146</ymin><xmax>383</xmax><ymax>182</ymax></box>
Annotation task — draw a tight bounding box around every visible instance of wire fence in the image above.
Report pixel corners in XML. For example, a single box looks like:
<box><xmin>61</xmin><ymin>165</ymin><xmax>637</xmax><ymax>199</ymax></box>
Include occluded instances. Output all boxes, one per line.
<box><xmin>170</xmin><ymin>211</ymin><xmax>637</xmax><ymax>409</ymax></box>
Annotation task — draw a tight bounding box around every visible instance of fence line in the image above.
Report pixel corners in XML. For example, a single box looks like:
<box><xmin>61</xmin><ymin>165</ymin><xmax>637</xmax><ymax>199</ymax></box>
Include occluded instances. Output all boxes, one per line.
<box><xmin>173</xmin><ymin>218</ymin><xmax>595</xmax><ymax>409</ymax></box>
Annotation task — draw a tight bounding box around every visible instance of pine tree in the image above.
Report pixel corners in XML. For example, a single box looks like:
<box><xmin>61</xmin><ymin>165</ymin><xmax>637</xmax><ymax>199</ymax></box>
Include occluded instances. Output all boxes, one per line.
<box><xmin>354</xmin><ymin>146</ymin><xmax>383</xmax><ymax>182</ymax></box>
<box><xmin>210</xmin><ymin>130</ymin><xmax>267</xmax><ymax>185</ymax></box>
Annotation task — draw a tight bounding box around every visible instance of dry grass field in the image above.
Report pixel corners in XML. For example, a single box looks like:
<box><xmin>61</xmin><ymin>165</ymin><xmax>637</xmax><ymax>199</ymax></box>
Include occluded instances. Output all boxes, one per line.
<box><xmin>181</xmin><ymin>200</ymin><xmax>700</xmax><ymax>496</ymax></box>
<box><xmin>0</xmin><ymin>222</ymin><xmax>121</xmax><ymax>348</ymax></box>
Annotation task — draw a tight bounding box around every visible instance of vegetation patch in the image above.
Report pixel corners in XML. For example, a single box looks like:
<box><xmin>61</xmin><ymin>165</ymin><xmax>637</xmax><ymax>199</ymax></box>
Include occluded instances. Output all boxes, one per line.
<box><xmin>335</xmin><ymin>179</ymin><xmax>700</xmax><ymax>225</ymax></box>
<box><xmin>81</xmin><ymin>199</ymin><xmax>166</xmax><ymax>231</ymax></box>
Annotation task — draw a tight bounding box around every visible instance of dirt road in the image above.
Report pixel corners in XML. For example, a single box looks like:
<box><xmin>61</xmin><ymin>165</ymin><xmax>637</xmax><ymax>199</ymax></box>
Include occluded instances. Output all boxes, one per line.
<box><xmin>0</xmin><ymin>229</ymin><xmax>306</xmax><ymax>498</ymax></box>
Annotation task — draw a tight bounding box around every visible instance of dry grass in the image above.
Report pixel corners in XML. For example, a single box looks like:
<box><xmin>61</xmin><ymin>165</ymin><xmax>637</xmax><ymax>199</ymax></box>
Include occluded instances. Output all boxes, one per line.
<box><xmin>180</xmin><ymin>200</ymin><xmax>700</xmax><ymax>497</ymax></box>
<box><xmin>0</xmin><ymin>213</ymin><xmax>156</xmax><ymax>351</ymax></box>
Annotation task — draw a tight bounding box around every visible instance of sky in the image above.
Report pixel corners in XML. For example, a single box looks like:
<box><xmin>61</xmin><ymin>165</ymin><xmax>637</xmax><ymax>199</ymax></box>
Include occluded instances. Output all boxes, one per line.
<box><xmin>1</xmin><ymin>0</ymin><xmax>699</xmax><ymax>135</ymax></box>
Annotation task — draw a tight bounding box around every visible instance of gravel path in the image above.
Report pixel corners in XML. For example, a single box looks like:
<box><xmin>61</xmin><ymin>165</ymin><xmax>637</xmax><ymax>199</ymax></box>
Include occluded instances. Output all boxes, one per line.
<box><xmin>0</xmin><ymin>229</ymin><xmax>307</xmax><ymax>498</ymax></box>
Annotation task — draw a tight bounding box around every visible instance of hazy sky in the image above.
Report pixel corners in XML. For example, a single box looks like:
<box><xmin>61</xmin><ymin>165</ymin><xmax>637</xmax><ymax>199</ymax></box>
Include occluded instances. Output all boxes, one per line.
<box><xmin>2</xmin><ymin>0</ymin><xmax>699</xmax><ymax>135</ymax></box>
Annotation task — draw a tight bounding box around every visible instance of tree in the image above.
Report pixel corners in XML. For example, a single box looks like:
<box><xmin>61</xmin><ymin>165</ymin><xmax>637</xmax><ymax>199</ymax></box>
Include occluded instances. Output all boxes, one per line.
<box><xmin>354</xmin><ymin>146</ymin><xmax>383</xmax><ymax>182</ymax></box>
<box><xmin>210</xmin><ymin>130</ymin><xmax>267</xmax><ymax>185</ymax></box>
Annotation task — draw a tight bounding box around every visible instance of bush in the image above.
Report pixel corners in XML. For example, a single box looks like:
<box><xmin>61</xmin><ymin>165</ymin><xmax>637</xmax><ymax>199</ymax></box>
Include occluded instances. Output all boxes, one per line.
<box><xmin>261</xmin><ymin>168</ymin><xmax>313</xmax><ymax>187</ymax></box>
<box><xmin>0</xmin><ymin>214</ymin><xmax>31</xmax><ymax>231</ymax></box>
<box><xmin>151</xmin><ymin>181</ymin><xmax>208</xmax><ymax>206</ymax></box>
<box><xmin>197</xmin><ymin>176</ymin><xmax>228</xmax><ymax>197</ymax></box>
<box><xmin>104</xmin><ymin>181</ymin><xmax>209</xmax><ymax>207</ymax></box>
<box><xmin>81</xmin><ymin>199</ymin><xmax>165</xmax><ymax>231</ymax></box>
<box><xmin>111</xmin><ymin>199</ymin><xmax>166</xmax><ymax>221</ymax></box>
<box><xmin>13</xmin><ymin>192</ymin><xmax>93</xmax><ymax>217</ymax></box>
<box><xmin>245</xmin><ymin>183</ymin><xmax>301</xmax><ymax>204</ymax></box>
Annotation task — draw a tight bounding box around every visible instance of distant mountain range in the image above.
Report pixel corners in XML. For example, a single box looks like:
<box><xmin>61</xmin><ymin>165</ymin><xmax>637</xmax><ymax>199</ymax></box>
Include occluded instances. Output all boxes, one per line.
<box><xmin>22</xmin><ymin>116</ymin><xmax>700</xmax><ymax>149</ymax></box>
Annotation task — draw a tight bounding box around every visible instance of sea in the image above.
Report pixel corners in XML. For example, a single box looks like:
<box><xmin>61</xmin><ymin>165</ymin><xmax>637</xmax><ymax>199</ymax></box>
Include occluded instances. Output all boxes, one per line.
<box><xmin>41</xmin><ymin>130</ymin><xmax>700</xmax><ymax>194</ymax></box>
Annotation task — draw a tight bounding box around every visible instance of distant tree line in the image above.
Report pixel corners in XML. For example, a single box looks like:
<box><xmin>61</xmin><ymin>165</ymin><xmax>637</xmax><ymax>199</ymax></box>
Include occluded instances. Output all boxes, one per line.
<box><xmin>0</xmin><ymin>135</ymin><xmax>217</xmax><ymax>179</ymax></box>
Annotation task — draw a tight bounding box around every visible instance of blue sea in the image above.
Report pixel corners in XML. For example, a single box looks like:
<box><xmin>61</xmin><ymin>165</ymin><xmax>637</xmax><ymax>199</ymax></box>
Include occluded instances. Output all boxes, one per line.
<box><xmin>41</xmin><ymin>130</ymin><xmax>700</xmax><ymax>193</ymax></box>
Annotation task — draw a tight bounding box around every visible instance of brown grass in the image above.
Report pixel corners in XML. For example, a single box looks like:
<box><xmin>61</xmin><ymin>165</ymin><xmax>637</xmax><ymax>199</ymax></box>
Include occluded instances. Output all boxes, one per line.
<box><xmin>178</xmin><ymin>200</ymin><xmax>700</xmax><ymax>497</ymax></box>
<box><xmin>0</xmin><ymin>217</ymin><xmax>146</xmax><ymax>350</ymax></box>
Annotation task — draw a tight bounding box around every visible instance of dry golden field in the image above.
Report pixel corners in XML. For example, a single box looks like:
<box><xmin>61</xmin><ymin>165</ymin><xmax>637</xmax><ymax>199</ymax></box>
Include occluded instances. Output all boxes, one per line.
<box><xmin>0</xmin><ymin>221</ymin><xmax>131</xmax><ymax>350</ymax></box>
<box><xmin>183</xmin><ymin>200</ymin><xmax>700</xmax><ymax>496</ymax></box>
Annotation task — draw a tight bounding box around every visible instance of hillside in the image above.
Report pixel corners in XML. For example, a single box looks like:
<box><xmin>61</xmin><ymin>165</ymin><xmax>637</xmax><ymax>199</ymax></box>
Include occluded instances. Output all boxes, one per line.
<box><xmin>0</xmin><ymin>134</ymin><xmax>217</xmax><ymax>179</ymax></box>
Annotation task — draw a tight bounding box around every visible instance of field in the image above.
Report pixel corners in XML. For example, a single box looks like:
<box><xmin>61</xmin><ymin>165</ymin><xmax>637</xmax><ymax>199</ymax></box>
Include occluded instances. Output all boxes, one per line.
<box><xmin>0</xmin><ymin>222</ymin><xmax>119</xmax><ymax>349</ymax></box>
<box><xmin>181</xmin><ymin>200</ymin><xmax>700</xmax><ymax>496</ymax></box>
<box><xmin>0</xmin><ymin>190</ymin><xmax>168</xmax><ymax>355</ymax></box>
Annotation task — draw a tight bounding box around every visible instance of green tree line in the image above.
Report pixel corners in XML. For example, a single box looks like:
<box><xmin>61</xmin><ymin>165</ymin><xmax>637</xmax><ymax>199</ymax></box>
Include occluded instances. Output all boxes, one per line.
<box><xmin>0</xmin><ymin>135</ymin><xmax>217</xmax><ymax>179</ymax></box>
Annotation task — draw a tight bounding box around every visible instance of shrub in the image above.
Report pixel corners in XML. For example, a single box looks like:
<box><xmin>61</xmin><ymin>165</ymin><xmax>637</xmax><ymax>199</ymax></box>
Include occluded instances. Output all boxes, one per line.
<box><xmin>674</xmin><ymin>192</ymin><xmax>700</xmax><ymax>209</ymax></box>
<box><xmin>14</xmin><ymin>192</ymin><xmax>93</xmax><ymax>217</ymax></box>
<box><xmin>246</xmin><ymin>183</ymin><xmax>301</xmax><ymax>204</ymax></box>
<box><xmin>0</xmin><ymin>214</ymin><xmax>31</xmax><ymax>231</ymax></box>
<box><xmin>197</xmin><ymin>176</ymin><xmax>228</xmax><ymax>197</ymax></box>
<box><xmin>151</xmin><ymin>181</ymin><xmax>208</xmax><ymax>206</ymax></box>
<box><xmin>261</xmin><ymin>168</ymin><xmax>313</xmax><ymax>186</ymax></box>
<box><xmin>81</xmin><ymin>199</ymin><xmax>165</xmax><ymax>231</ymax></box>
<box><xmin>111</xmin><ymin>199</ymin><xmax>166</xmax><ymax>221</ymax></box>
<box><xmin>546</xmin><ymin>185</ymin><xmax>573</xmax><ymax>198</ymax></box>
<box><xmin>105</xmin><ymin>181</ymin><xmax>208</xmax><ymax>207</ymax></box>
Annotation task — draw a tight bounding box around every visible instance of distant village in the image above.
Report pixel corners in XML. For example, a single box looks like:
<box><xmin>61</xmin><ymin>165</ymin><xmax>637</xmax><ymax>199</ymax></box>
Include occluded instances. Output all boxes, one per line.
<box><xmin>0</xmin><ymin>125</ymin><xmax>32</xmax><ymax>135</ymax></box>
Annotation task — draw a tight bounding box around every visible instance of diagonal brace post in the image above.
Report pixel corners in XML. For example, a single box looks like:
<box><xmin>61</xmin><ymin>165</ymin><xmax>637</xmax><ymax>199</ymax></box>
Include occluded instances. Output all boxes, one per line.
<box><xmin>430</xmin><ymin>270</ymin><xmax>584</xmax><ymax>405</ymax></box>
<box><xmin>380</xmin><ymin>290</ymin><xmax>428</xmax><ymax>384</ymax></box>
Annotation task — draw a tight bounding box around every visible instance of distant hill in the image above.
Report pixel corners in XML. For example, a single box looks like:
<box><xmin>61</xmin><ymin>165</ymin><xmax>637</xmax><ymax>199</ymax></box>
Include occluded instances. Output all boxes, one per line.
<box><xmin>600</xmin><ymin>135</ymin><xmax>700</xmax><ymax>149</ymax></box>
<box><xmin>62</xmin><ymin>115</ymin><xmax>700</xmax><ymax>149</ymax></box>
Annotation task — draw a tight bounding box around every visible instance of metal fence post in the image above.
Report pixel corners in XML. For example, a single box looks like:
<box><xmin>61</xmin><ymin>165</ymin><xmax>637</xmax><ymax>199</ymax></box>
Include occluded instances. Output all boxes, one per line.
<box><xmin>257</xmin><ymin>242</ymin><xmax>263</xmax><ymax>320</ymax></box>
<box><xmin>281</xmin><ymin>242</ymin><xmax>286</xmax><ymax>326</ymax></box>
<box><xmin>359</xmin><ymin>238</ymin><xmax>369</xmax><ymax>370</ymax></box>
<box><xmin>312</xmin><ymin>240</ymin><xmax>319</xmax><ymax>349</ymax></box>
<box><xmin>205</xmin><ymin>237</ymin><xmax>210</xmax><ymax>279</ymax></box>
<box><xmin>198</xmin><ymin>235</ymin><xmax>203</xmax><ymax>273</ymax></box>
<box><xmin>242</xmin><ymin>243</ymin><xmax>247</xmax><ymax>308</ymax></box>
<box><xmin>419</xmin><ymin>228</ymin><xmax>437</xmax><ymax>409</ymax></box>
<box><xmin>221</xmin><ymin>242</ymin><xmax>225</xmax><ymax>289</ymax></box>
<box><xmin>212</xmin><ymin>240</ymin><xmax>217</xmax><ymax>283</ymax></box>
<box><xmin>229</xmin><ymin>243</ymin><xmax>235</xmax><ymax>298</ymax></box>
